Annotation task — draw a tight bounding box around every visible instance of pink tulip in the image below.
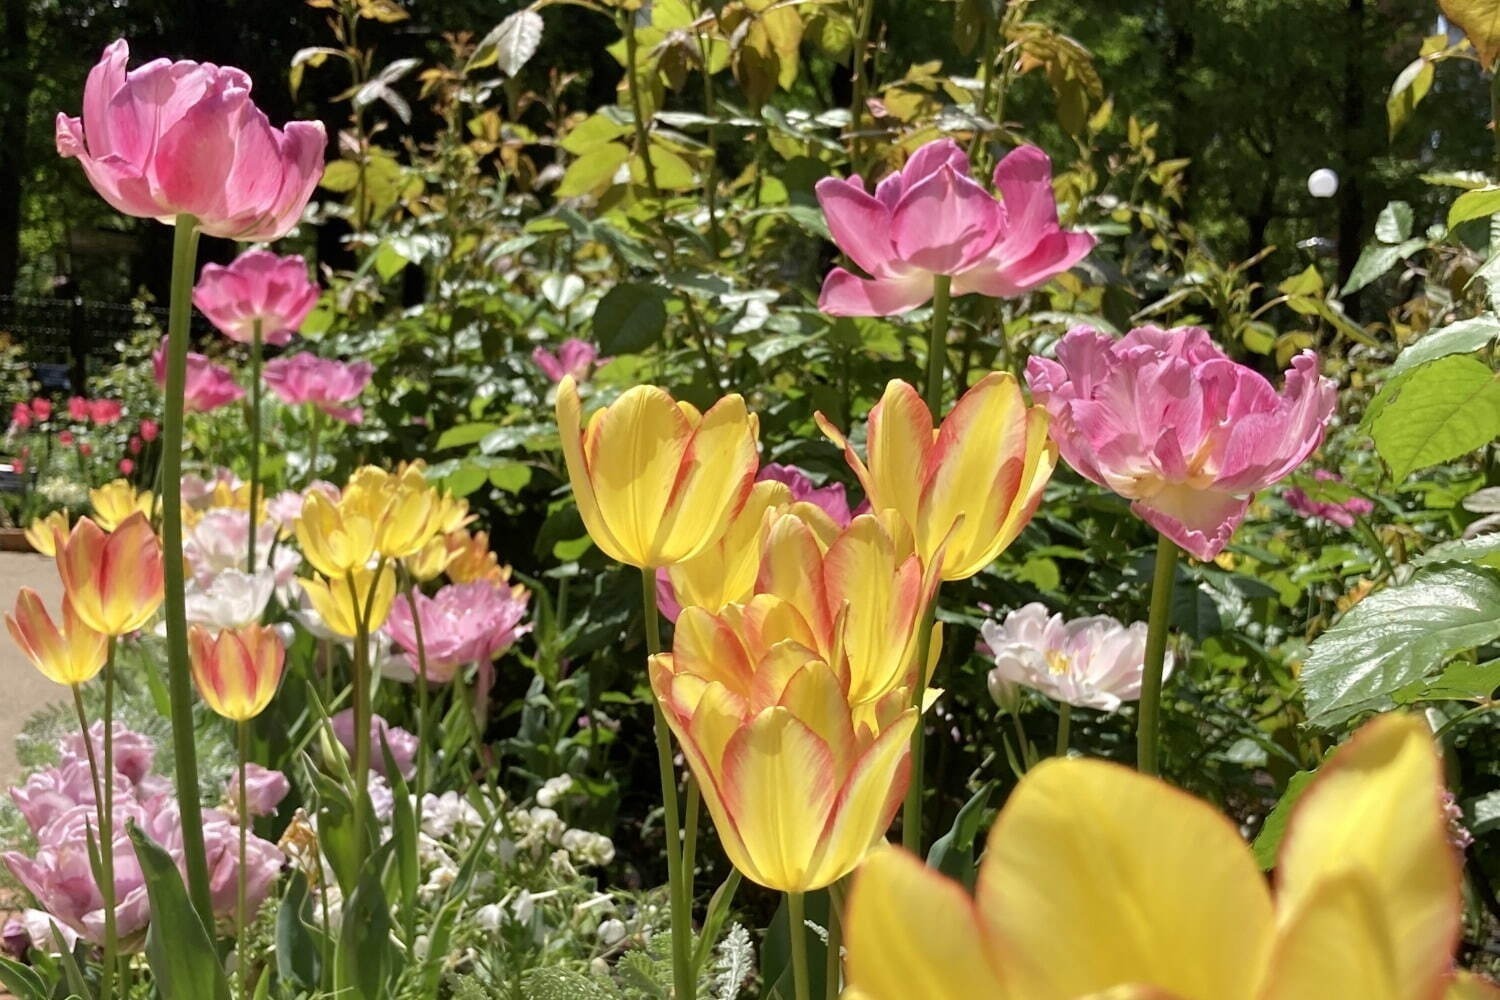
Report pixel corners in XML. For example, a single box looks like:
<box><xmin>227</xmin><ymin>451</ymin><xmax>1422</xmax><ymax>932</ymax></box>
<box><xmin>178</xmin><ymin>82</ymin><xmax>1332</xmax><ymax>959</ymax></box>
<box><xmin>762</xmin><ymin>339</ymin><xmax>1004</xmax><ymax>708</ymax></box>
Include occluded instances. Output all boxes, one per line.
<box><xmin>262</xmin><ymin>353</ymin><xmax>373</xmax><ymax>424</ymax></box>
<box><xmin>532</xmin><ymin>339</ymin><xmax>602</xmax><ymax>383</ymax></box>
<box><xmin>1025</xmin><ymin>325</ymin><xmax>1337</xmax><ymax>560</ymax></box>
<box><xmin>981</xmin><ymin>603</ymin><xmax>1169</xmax><ymax>713</ymax></box>
<box><xmin>226</xmin><ymin>763</ymin><xmax>289</xmax><ymax>818</ymax></box>
<box><xmin>66</xmin><ymin>397</ymin><xmax>89</xmax><ymax>422</ymax></box>
<box><xmin>329</xmin><ymin>710</ymin><xmax>419</xmax><ymax>780</ymax></box>
<box><xmin>193</xmin><ymin>250</ymin><xmax>319</xmax><ymax>346</ymax></box>
<box><xmin>56</xmin><ymin>40</ymin><xmax>324</xmax><ymax>241</ymax></box>
<box><xmin>139</xmin><ymin>418</ymin><xmax>159</xmax><ymax>442</ymax></box>
<box><xmin>153</xmin><ymin>338</ymin><xmax>245</xmax><ymax>413</ymax></box>
<box><xmin>61</xmin><ymin>722</ymin><xmax>158</xmax><ymax>787</ymax></box>
<box><xmin>757</xmin><ymin>463</ymin><xmax>854</xmax><ymax>526</ymax></box>
<box><xmin>383</xmin><ymin>580</ymin><xmax>532</xmax><ymax>684</ymax></box>
<box><xmin>9</xmin><ymin>402</ymin><xmax>30</xmax><ymax>432</ymax></box>
<box><xmin>87</xmin><ymin>399</ymin><xmax>123</xmax><ymax>425</ymax></box>
<box><xmin>815</xmin><ymin>139</ymin><xmax>1096</xmax><ymax>316</ymax></box>
<box><xmin>1284</xmin><ymin>469</ymin><xmax>1375</xmax><ymax>529</ymax></box>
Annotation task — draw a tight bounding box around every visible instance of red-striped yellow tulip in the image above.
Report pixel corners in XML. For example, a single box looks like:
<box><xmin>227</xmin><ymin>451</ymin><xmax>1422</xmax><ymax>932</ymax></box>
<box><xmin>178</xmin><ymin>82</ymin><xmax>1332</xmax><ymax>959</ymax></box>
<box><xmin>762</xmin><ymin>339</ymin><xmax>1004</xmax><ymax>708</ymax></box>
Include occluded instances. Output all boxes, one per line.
<box><xmin>758</xmin><ymin>511</ymin><xmax>933</xmax><ymax>704</ymax></box>
<box><xmin>5</xmin><ymin>589</ymin><xmax>108</xmax><ymax>686</ymax></box>
<box><xmin>56</xmin><ymin>513</ymin><xmax>164</xmax><ymax>636</ymax></box>
<box><xmin>188</xmin><ymin>623</ymin><xmax>286</xmax><ymax>721</ymax></box>
<box><xmin>556</xmin><ymin>376</ymin><xmax>760</xmax><ymax>569</ymax></box>
<box><xmin>842</xmin><ymin>714</ymin><xmax>1489</xmax><ymax>1000</ymax></box>
<box><xmin>89</xmin><ymin>479</ymin><xmax>154</xmax><ymax>532</ymax></box>
<box><xmin>300</xmin><ymin>566</ymin><xmax>396</xmax><ymax>638</ymax></box>
<box><xmin>649</xmin><ymin>596</ymin><xmax>917</xmax><ymax>893</ymax></box>
<box><xmin>664</xmin><ymin>480</ymin><xmax>792</xmax><ymax>615</ymax></box>
<box><xmin>817</xmin><ymin>373</ymin><xmax>1055</xmax><ymax>581</ymax></box>
<box><xmin>23</xmin><ymin>511</ymin><xmax>68</xmax><ymax>557</ymax></box>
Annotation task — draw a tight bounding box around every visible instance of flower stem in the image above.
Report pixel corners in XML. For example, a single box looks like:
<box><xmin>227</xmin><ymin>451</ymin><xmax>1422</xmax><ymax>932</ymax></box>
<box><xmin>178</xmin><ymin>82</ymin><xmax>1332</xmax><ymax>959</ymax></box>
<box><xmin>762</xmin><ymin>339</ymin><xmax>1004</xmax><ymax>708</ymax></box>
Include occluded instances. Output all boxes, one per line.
<box><xmin>406</xmin><ymin>585</ymin><xmax>431</xmax><ymax>801</ymax></box>
<box><xmin>70</xmin><ymin>683</ymin><xmax>112</xmax><ymax>1000</ymax></box>
<box><xmin>901</xmin><ymin>604</ymin><xmax>936</xmax><ymax>854</ymax></box>
<box><xmin>306</xmin><ymin>405</ymin><xmax>322</xmax><ymax>483</ymax></box>
<box><xmin>642</xmin><ymin>567</ymin><xmax>693</xmax><ymax>1000</ymax></box>
<box><xmin>162</xmin><ymin>214</ymin><xmax>214</xmax><ymax>923</ymax></box>
<box><xmin>100</xmin><ymin>650</ymin><xmax>116</xmax><ymax>991</ymax></box>
<box><xmin>924</xmin><ymin>274</ymin><xmax>952</xmax><ymax>412</ymax></box>
<box><xmin>847</xmin><ymin>0</ymin><xmax>877</xmax><ymax>171</ymax></box>
<box><xmin>622</xmin><ymin>10</ymin><xmax>659</xmax><ymax>198</ymax></box>
<box><xmin>787</xmin><ymin>891</ymin><xmax>811</xmax><ymax>1000</ymax></box>
<box><xmin>824</xmin><ymin>882</ymin><xmax>843</xmax><ymax>999</ymax></box>
<box><xmin>349</xmin><ymin>571</ymin><xmax>372</xmax><ymax>858</ymax></box>
<box><xmin>1055</xmin><ymin>703</ymin><xmax>1072</xmax><ymax>756</ymax></box>
<box><xmin>1137</xmin><ymin>534</ymin><xmax>1180</xmax><ymax>776</ymax></box>
<box><xmin>681</xmin><ymin>776</ymin><xmax>700</xmax><ymax>922</ymax></box>
<box><xmin>246</xmin><ymin>321</ymin><xmax>262</xmax><ymax>575</ymax></box>
<box><xmin>236</xmin><ymin>720</ymin><xmax>249</xmax><ymax>1000</ymax></box>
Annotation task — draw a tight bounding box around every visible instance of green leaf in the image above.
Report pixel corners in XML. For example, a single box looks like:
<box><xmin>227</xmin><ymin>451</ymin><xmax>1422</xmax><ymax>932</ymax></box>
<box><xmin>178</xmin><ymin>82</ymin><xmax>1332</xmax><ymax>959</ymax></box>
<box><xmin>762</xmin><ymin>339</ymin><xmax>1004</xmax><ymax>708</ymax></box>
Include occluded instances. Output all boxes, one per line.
<box><xmin>380</xmin><ymin>734</ymin><xmax>420</xmax><ymax>946</ymax></box>
<box><xmin>1448</xmin><ymin>186</ymin><xmax>1500</xmax><ymax>228</ymax></box>
<box><xmin>467</xmin><ymin>9</ymin><xmax>544</xmax><ymax>75</ymax></box>
<box><xmin>556</xmin><ymin>143</ymin><xmax>630</xmax><ymax>197</ymax></box>
<box><xmin>560</xmin><ymin>112</ymin><xmax>633</xmax><ymax>155</ymax></box>
<box><xmin>435</xmin><ymin>422</ymin><xmax>501</xmax><ymax>450</ymax></box>
<box><xmin>690</xmin><ymin>869</ymin><xmax>744</xmax><ymax>976</ymax></box>
<box><xmin>275</xmin><ymin>871</ymin><xmax>325</xmax><ymax>991</ymax></box>
<box><xmin>593</xmin><ymin>282</ymin><xmax>669</xmax><ymax>355</ymax></box>
<box><xmin>1251</xmin><ymin>769</ymin><xmax>1315</xmax><ymax>869</ymax></box>
<box><xmin>1390</xmin><ymin>316</ymin><xmax>1500</xmax><ymax>376</ymax></box>
<box><xmin>1368</xmin><ymin>354</ymin><xmax>1500</xmax><ymax>481</ymax></box>
<box><xmin>1469</xmin><ymin>788</ymin><xmax>1500</xmax><ymax>835</ymax></box>
<box><xmin>1438</xmin><ymin>0</ymin><xmax>1500</xmax><ymax>68</ymax></box>
<box><xmin>1375</xmin><ymin>200</ymin><xmax>1415</xmax><ymax>243</ymax></box>
<box><xmin>1395</xmin><ymin>658</ymin><xmax>1500</xmax><ymax>701</ymax></box>
<box><xmin>334</xmin><ymin>841</ymin><xmax>399</xmax><ymax>1000</ymax></box>
<box><xmin>1342</xmin><ymin>238</ymin><xmax>1424</xmax><ymax>295</ymax></box>
<box><xmin>1302</xmin><ymin>564</ymin><xmax>1500</xmax><ymax>727</ymax></box>
<box><xmin>129</xmin><ymin>823</ymin><xmax>231</xmax><ymax>1000</ymax></box>
<box><xmin>926</xmin><ymin>782</ymin><xmax>995</xmax><ymax>889</ymax></box>
<box><xmin>0</xmin><ymin>955</ymin><xmax>47</xmax><ymax>1000</ymax></box>
<box><xmin>1387</xmin><ymin>59</ymin><xmax>1434</xmax><ymax>139</ymax></box>
<box><xmin>1413</xmin><ymin>533</ymin><xmax>1500</xmax><ymax>568</ymax></box>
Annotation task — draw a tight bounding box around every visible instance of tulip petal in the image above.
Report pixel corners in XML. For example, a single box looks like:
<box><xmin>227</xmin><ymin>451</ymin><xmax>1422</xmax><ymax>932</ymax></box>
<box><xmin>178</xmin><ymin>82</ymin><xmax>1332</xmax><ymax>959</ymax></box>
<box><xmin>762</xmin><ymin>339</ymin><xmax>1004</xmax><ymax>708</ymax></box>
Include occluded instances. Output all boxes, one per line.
<box><xmin>975</xmin><ymin>757</ymin><xmax>1273</xmax><ymax>1000</ymax></box>
<box><xmin>843</xmin><ymin>844</ymin><xmax>1009</xmax><ymax>1000</ymax></box>
<box><xmin>555</xmin><ymin>377</ymin><xmax>634</xmax><ymax>566</ymax></box>
<box><xmin>652</xmin><ymin>393</ymin><xmax>758</xmax><ymax>566</ymax></box>
<box><xmin>814</xmin><ymin>177</ymin><xmax>898</xmax><ymax>279</ymax></box>
<box><xmin>1259</xmin><ymin>871</ymin><xmax>1403</xmax><ymax>1000</ymax></box>
<box><xmin>719</xmin><ymin>707</ymin><xmax>837</xmax><ymax>891</ymax></box>
<box><xmin>1271</xmin><ymin>714</ymin><xmax>1459</xmax><ymax>1000</ymax></box>
<box><xmin>891</xmin><ymin>165</ymin><xmax>1003</xmax><ymax>274</ymax></box>
<box><xmin>992</xmin><ymin>145</ymin><xmax>1064</xmax><ymax>253</ymax></box>
<box><xmin>818</xmin><ymin>267</ymin><xmax>933</xmax><ymax>317</ymax></box>
<box><xmin>806</xmin><ymin>708</ymin><xmax>915</xmax><ymax>888</ymax></box>
<box><xmin>865</xmin><ymin>380</ymin><xmax>932</xmax><ymax>533</ymax></box>
<box><xmin>1447</xmin><ymin>974</ymin><xmax>1500</xmax><ymax>999</ymax></box>
<box><xmin>823</xmin><ymin>516</ymin><xmax>923</xmax><ymax>702</ymax></box>
<box><xmin>1130</xmin><ymin>488</ymin><xmax>1249</xmax><ymax>563</ymax></box>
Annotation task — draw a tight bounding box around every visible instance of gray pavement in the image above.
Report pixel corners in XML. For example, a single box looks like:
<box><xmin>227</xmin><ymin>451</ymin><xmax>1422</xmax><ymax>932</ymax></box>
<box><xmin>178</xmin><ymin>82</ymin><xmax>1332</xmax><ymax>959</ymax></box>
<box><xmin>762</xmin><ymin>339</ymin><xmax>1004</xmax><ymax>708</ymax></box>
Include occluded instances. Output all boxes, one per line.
<box><xmin>0</xmin><ymin>551</ymin><xmax>68</xmax><ymax>789</ymax></box>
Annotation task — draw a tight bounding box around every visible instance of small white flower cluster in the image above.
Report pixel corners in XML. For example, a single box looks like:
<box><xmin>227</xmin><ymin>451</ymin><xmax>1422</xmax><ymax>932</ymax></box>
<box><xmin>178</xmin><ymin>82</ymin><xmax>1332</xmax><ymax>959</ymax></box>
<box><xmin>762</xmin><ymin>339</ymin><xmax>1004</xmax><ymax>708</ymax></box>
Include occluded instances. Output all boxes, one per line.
<box><xmin>561</xmin><ymin>828</ymin><xmax>615</xmax><ymax>867</ymax></box>
<box><xmin>535</xmin><ymin>774</ymin><xmax>574</xmax><ymax>808</ymax></box>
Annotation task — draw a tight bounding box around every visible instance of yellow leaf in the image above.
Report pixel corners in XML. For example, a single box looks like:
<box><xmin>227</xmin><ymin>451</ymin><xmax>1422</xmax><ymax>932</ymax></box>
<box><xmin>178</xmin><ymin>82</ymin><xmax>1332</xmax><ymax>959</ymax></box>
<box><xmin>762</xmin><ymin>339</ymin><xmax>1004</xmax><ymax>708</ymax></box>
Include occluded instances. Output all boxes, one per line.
<box><xmin>1439</xmin><ymin>0</ymin><xmax>1500</xmax><ymax>67</ymax></box>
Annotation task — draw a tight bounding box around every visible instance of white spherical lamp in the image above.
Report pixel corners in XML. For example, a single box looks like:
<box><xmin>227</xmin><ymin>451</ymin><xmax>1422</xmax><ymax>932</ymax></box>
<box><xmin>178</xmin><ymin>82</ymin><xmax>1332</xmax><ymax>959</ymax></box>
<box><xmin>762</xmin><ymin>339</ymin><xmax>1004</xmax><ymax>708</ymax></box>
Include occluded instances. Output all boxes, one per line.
<box><xmin>1307</xmin><ymin>168</ymin><xmax>1339</xmax><ymax>199</ymax></box>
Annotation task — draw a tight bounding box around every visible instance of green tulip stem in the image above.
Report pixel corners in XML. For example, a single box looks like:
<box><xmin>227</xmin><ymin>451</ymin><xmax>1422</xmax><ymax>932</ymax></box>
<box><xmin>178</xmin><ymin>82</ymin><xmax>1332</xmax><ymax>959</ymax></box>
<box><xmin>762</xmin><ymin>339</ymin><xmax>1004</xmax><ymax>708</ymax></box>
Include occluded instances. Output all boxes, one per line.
<box><xmin>1137</xmin><ymin>534</ymin><xmax>1180</xmax><ymax>776</ymax></box>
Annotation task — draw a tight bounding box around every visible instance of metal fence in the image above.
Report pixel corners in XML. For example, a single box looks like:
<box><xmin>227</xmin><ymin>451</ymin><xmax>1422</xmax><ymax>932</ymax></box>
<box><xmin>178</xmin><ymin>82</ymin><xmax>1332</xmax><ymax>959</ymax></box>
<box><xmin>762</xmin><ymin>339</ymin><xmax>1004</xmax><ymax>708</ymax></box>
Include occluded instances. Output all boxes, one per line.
<box><xmin>0</xmin><ymin>294</ymin><xmax>185</xmax><ymax>391</ymax></box>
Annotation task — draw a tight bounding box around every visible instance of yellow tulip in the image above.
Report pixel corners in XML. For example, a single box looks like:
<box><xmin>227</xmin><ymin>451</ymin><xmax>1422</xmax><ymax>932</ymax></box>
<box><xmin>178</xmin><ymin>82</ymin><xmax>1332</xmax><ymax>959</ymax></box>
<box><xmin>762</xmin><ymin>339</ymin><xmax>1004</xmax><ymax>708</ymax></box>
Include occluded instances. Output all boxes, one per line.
<box><xmin>89</xmin><ymin>479</ymin><xmax>154</xmax><ymax>532</ymax></box>
<box><xmin>664</xmin><ymin>480</ymin><xmax>791</xmax><ymax>615</ymax></box>
<box><xmin>56</xmin><ymin>513</ymin><xmax>164</xmax><ymax>636</ymax></box>
<box><xmin>295</xmin><ymin>490</ymin><xmax>376</xmax><ymax>580</ymax></box>
<box><xmin>444</xmin><ymin>528</ymin><xmax>507</xmax><ymax>585</ymax></box>
<box><xmin>24</xmin><ymin>510</ymin><xmax>69</xmax><ymax>557</ymax></box>
<box><xmin>188</xmin><ymin>623</ymin><xmax>285</xmax><ymax>721</ymax></box>
<box><xmin>300</xmin><ymin>566</ymin><xmax>396</xmax><ymax>638</ymax></box>
<box><xmin>650</xmin><ymin>596</ymin><xmax>917</xmax><ymax>893</ymax></box>
<box><xmin>555</xmin><ymin>376</ymin><xmax>760</xmax><ymax>569</ymax></box>
<box><xmin>841</xmin><ymin>714</ymin><xmax>1490</xmax><ymax>999</ymax></box>
<box><xmin>405</xmin><ymin>534</ymin><xmax>454</xmax><ymax>582</ymax></box>
<box><xmin>340</xmin><ymin>464</ymin><xmax>447</xmax><ymax>560</ymax></box>
<box><xmin>818</xmin><ymin>373</ymin><xmax>1056</xmax><ymax>581</ymax></box>
<box><xmin>5</xmin><ymin>589</ymin><xmax>108</xmax><ymax>686</ymax></box>
<box><xmin>758</xmin><ymin>510</ymin><xmax>934</xmax><ymax>704</ymax></box>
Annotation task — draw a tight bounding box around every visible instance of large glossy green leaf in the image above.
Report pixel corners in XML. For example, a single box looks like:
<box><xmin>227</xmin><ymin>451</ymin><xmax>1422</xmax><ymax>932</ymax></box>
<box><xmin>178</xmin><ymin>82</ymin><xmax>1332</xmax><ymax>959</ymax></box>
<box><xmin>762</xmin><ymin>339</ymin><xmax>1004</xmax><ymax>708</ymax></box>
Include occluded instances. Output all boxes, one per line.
<box><xmin>1367</xmin><ymin>354</ymin><xmax>1500</xmax><ymax>481</ymax></box>
<box><xmin>275</xmin><ymin>871</ymin><xmax>324</xmax><ymax>991</ymax></box>
<box><xmin>334</xmin><ymin>840</ymin><xmax>400</xmax><ymax>1000</ymax></box>
<box><xmin>1390</xmin><ymin>316</ymin><xmax>1500</xmax><ymax>376</ymax></box>
<box><xmin>593</xmin><ymin>282</ymin><xmax>669</xmax><ymax>355</ymax></box>
<box><xmin>1302</xmin><ymin>564</ymin><xmax>1500</xmax><ymax>727</ymax></box>
<box><xmin>128</xmin><ymin>823</ymin><xmax>231</xmax><ymax>1000</ymax></box>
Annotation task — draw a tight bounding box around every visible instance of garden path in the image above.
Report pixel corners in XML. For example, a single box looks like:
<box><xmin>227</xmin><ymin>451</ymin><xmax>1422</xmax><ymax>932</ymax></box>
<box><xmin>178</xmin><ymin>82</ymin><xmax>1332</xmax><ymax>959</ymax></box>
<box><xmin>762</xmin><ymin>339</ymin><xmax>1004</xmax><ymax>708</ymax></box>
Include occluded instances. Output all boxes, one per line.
<box><xmin>0</xmin><ymin>550</ymin><xmax>67</xmax><ymax>788</ymax></box>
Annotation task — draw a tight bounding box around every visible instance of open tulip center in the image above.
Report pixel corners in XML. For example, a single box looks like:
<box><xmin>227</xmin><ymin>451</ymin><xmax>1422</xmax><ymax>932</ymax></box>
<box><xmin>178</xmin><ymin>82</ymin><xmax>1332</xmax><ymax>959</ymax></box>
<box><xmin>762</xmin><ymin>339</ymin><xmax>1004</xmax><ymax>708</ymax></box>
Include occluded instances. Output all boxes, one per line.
<box><xmin>1045</xmin><ymin>649</ymin><xmax>1072</xmax><ymax>675</ymax></box>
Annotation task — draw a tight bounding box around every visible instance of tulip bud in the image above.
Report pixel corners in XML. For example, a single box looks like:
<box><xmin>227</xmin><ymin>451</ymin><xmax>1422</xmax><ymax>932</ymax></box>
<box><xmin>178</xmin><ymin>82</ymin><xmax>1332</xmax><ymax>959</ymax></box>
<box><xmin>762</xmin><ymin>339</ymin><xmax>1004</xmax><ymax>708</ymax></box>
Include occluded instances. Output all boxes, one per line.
<box><xmin>189</xmin><ymin>623</ymin><xmax>286</xmax><ymax>721</ymax></box>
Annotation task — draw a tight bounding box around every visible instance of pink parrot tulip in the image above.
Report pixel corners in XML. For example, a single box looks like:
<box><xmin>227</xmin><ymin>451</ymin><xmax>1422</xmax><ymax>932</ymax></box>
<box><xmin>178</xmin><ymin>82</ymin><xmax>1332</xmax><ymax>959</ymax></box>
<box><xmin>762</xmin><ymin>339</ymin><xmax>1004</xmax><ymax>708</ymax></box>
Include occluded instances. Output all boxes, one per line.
<box><xmin>262</xmin><ymin>354</ymin><xmax>374</xmax><ymax>424</ymax></box>
<box><xmin>193</xmin><ymin>250</ymin><xmax>319</xmax><ymax>346</ymax></box>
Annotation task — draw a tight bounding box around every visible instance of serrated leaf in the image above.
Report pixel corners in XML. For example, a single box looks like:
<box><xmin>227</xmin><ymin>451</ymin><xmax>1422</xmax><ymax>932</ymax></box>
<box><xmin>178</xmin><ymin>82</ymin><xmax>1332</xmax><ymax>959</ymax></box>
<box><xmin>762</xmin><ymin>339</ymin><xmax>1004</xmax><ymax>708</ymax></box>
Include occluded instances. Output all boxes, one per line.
<box><xmin>1387</xmin><ymin>59</ymin><xmax>1434</xmax><ymax>139</ymax></box>
<box><xmin>1375</xmin><ymin>201</ymin><xmax>1415</xmax><ymax>243</ymax></box>
<box><xmin>556</xmin><ymin>142</ymin><xmax>630</xmax><ymax>197</ymax></box>
<box><xmin>592</xmin><ymin>283</ymin><xmax>668</xmax><ymax>355</ymax></box>
<box><xmin>1368</xmin><ymin>354</ymin><xmax>1500</xmax><ymax>481</ymax></box>
<box><xmin>1342</xmin><ymin>238</ymin><xmax>1424</xmax><ymax>295</ymax></box>
<box><xmin>1391</xmin><ymin>316</ymin><xmax>1500</xmax><ymax>375</ymax></box>
<box><xmin>1302</xmin><ymin>564</ymin><xmax>1500</xmax><ymax>727</ymax></box>
<box><xmin>1448</xmin><ymin>186</ymin><xmax>1500</xmax><ymax>228</ymax></box>
<box><xmin>1395</xmin><ymin>657</ymin><xmax>1500</xmax><ymax>701</ymax></box>
<box><xmin>469</xmin><ymin>9</ymin><xmax>545</xmax><ymax>75</ymax></box>
<box><xmin>1414</xmin><ymin>534</ymin><xmax>1500</xmax><ymax>568</ymax></box>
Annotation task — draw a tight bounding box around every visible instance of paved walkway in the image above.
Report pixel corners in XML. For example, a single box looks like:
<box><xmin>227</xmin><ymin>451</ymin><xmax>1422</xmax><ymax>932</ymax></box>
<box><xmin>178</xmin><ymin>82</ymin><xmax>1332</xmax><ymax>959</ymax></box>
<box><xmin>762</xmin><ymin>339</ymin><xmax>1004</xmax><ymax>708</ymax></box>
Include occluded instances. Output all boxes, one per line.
<box><xmin>0</xmin><ymin>551</ymin><xmax>68</xmax><ymax>789</ymax></box>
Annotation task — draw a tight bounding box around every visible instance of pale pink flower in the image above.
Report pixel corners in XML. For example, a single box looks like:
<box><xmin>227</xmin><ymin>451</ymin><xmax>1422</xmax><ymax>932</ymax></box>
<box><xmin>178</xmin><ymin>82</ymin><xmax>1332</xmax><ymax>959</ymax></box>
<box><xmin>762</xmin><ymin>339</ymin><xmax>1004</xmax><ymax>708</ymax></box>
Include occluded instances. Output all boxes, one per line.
<box><xmin>262</xmin><ymin>353</ymin><xmax>373</xmax><ymax>424</ymax></box>
<box><xmin>1025</xmin><ymin>325</ymin><xmax>1337</xmax><ymax>560</ymax></box>
<box><xmin>61</xmin><ymin>722</ymin><xmax>157</xmax><ymax>788</ymax></box>
<box><xmin>383</xmin><ymin>580</ymin><xmax>532</xmax><ymax>683</ymax></box>
<box><xmin>1283</xmin><ymin>470</ymin><xmax>1374</xmax><ymax>529</ymax></box>
<box><xmin>227</xmin><ymin>763</ymin><xmax>290</xmax><ymax>818</ymax></box>
<box><xmin>815</xmin><ymin>139</ymin><xmax>1096</xmax><ymax>316</ymax></box>
<box><xmin>981</xmin><ymin>603</ymin><xmax>1169</xmax><ymax>713</ymax></box>
<box><xmin>183</xmin><ymin>508</ymin><xmax>300</xmax><ymax>596</ymax></box>
<box><xmin>329</xmin><ymin>710</ymin><xmax>418</xmax><ymax>780</ymax></box>
<box><xmin>180</xmin><ymin>467</ymin><xmax>243</xmax><ymax>509</ymax></box>
<box><xmin>154</xmin><ymin>338</ymin><xmax>245</xmax><ymax>413</ymax></box>
<box><xmin>193</xmin><ymin>249</ymin><xmax>319</xmax><ymax>346</ymax></box>
<box><xmin>56</xmin><ymin>40</ymin><xmax>324</xmax><ymax>241</ymax></box>
<box><xmin>148</xmin><ymin>801</ymin><xmax>281</xmax><ymax>925</ymax></box>
<box><xmin>532</xmin><ymin>339</ymin><xmax>601</xmax><ymax>383</ymax></box>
